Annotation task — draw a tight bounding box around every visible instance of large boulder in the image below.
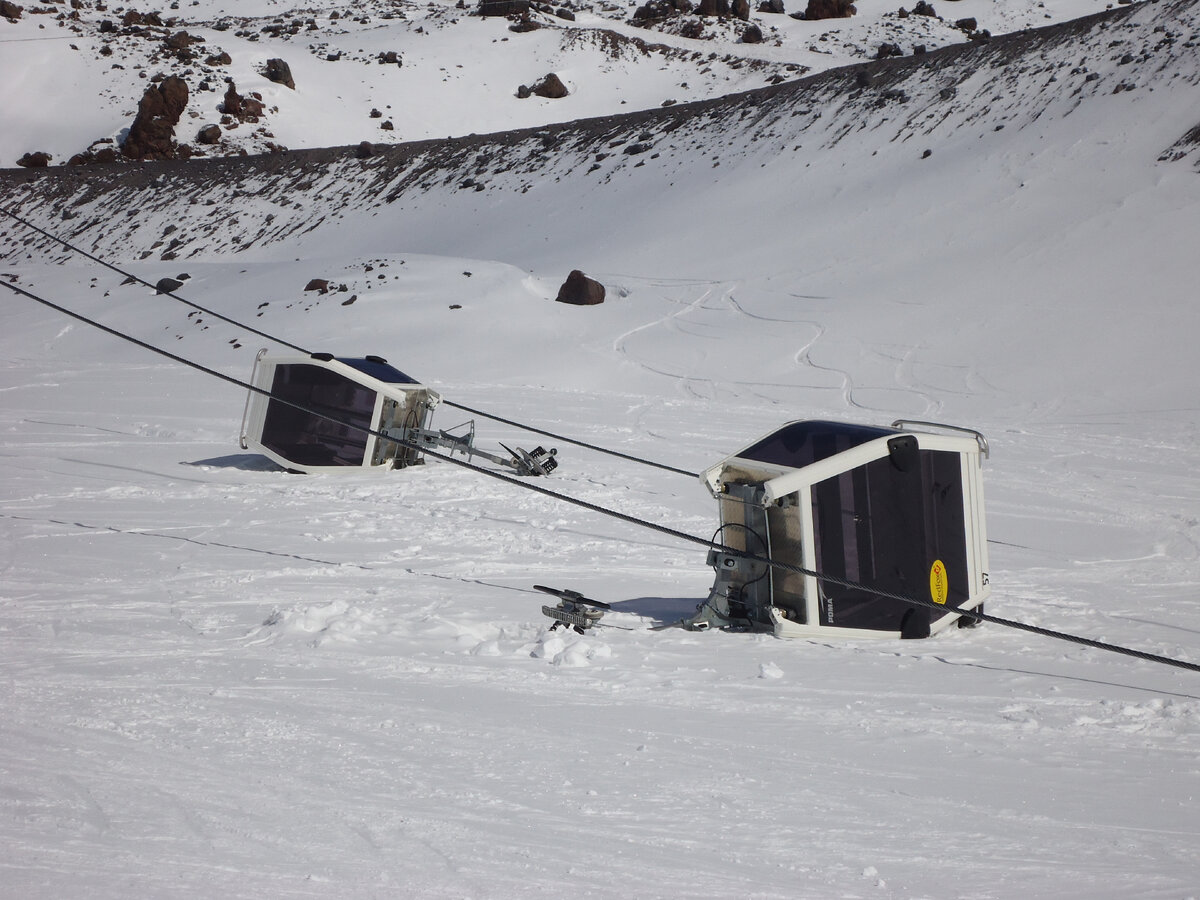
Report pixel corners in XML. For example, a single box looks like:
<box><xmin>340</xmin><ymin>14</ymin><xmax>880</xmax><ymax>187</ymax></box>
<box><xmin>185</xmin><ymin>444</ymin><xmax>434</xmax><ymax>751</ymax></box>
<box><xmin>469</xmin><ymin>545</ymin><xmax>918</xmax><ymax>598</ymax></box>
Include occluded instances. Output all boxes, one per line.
<box><xmin>555</xmin><ymin>270</ymin><xmax>605</xmax><ymax>306</ymax></box>
<box><xmin>196</xmin><ymin>124</ymin><xmax>221</xmax><ymax>145</ymax></box>
<box><xmin>16</xmin><ymin>151</ymin><xmax>50</xmax><ymax>168</ymax></box>
<box><xmin>122</xmin><ymin>75</ymin><xmax>189</xmax><ymax>160</ymax></box>
<box><xmin>802</xmin><ymin>0</ymin><xmax>855</xmax><ymax>18</ymax></box>
<box><xmin>263</xmin><ymin>58</ymin><xmax>295</xmax><ymax>90</ymax></box>
<box><xmin>478</xmin><ymin>0</ymin><xmax>530</xmax><ymax>14</ymax></box>
<box><xmin>532</xmin><ymin>73</ymin><xmax>569</xmax><ymax>99</ymax></box>
<box><xmin>0</xmin><ymin>1</ymin><xmax>23</xmax><ymax>20</ymax></box>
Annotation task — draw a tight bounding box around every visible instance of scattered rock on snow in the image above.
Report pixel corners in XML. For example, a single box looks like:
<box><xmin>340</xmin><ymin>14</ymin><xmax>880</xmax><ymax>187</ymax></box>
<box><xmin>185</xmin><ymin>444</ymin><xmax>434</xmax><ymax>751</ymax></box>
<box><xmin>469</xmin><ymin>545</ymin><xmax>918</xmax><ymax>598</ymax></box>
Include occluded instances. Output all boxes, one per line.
<box><xmin>155</xmin><ymin>277</ymin><xmax>184</xmax><ymax>295</ymax></box>
<box><xmin>0</xmin><ymin>1</ymin><xmax>22</xmax><ymax>21</ymax></box>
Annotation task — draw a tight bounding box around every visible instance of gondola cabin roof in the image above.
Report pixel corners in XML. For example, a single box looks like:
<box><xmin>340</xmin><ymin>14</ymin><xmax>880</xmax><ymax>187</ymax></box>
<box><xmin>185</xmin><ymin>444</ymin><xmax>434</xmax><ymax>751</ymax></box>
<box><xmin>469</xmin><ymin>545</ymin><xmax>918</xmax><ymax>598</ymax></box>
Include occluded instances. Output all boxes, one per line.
<box><xmin>701</xmin><ymin>419</ymin><xmax>988</xmax><ymax>500</ymax></box>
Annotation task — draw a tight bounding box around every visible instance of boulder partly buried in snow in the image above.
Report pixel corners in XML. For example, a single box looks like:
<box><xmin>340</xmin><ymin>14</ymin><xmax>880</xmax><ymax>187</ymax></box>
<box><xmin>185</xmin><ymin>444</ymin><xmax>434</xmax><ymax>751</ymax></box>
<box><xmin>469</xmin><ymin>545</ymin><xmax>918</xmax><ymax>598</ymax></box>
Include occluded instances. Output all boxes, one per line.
<box><xmin>555</xmin><ymin>270</ymin><xmax>605</xmax><ymax>305</ymax></box>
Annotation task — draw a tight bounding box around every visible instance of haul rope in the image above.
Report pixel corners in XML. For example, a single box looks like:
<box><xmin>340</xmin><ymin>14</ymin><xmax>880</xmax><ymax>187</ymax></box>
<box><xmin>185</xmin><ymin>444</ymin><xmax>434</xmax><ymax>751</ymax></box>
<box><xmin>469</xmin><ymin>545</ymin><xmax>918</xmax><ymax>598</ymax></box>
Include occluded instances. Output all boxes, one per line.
<box><xmin>4</xmin><ymin>275</ymin><xmax>1199</xmax><ymax>675</ymax></box>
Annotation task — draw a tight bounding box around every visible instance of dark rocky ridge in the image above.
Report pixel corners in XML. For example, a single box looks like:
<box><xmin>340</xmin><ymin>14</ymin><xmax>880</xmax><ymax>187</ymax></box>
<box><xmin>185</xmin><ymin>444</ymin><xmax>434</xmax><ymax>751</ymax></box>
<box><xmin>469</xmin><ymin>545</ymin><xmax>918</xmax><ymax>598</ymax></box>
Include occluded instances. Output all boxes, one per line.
<box><xmin>1</xmin><ymin>0</ymin><xmax>1196</xmax><ymax>264</ymax></box>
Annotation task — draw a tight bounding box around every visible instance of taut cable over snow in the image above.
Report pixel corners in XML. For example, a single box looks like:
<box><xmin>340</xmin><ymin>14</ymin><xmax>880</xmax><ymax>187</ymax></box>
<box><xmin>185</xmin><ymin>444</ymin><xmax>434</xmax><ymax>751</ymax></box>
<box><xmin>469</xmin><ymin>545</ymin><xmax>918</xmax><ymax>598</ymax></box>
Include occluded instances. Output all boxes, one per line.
<box><xmin>0</xmin><ymin>205</ymin><xmax>308</xmax><ymax>354</ymax></box>
<box><xmin>4</xmin><ymin>275</ymin><xmax>1200</xmax><ymax>675</ymax></box>
<box><xmin>0</xmin><ymin>205</ymin><xmax>700</xmax><ymax>479</ymax></box>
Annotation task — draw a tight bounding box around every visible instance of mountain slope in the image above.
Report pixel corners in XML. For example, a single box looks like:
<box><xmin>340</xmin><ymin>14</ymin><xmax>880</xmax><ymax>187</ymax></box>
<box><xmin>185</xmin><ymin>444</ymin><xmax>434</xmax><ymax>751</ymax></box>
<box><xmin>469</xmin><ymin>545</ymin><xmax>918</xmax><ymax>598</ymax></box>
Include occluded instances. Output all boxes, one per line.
<box><xmin>2</xmin><ymin>1</ymin><xmax>1199</xmax><ymax>898</ymax></box>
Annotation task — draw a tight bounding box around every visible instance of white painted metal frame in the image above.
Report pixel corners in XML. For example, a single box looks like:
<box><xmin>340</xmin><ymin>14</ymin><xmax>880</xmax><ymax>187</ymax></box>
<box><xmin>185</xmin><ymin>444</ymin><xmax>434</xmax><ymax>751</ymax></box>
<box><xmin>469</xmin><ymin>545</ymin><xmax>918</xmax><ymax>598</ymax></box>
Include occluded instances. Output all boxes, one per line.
<box><xmin>702</xmin><ymin>422</ymin><xmax>990</xmax><ymax>640</ymax></box>
<box><xmin>240</xmin><ymin>351</ymin><xmax>441</xmax><ymax>474</ymax></box>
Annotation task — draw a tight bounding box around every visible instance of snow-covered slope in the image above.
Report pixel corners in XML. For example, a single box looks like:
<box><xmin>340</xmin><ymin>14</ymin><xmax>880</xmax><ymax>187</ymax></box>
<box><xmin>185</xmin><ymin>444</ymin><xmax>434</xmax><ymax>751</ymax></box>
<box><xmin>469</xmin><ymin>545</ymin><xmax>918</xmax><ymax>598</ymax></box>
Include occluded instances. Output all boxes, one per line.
<box><xmin>1</xmin><ymin>0</ymin><xmax>1136</xmax><ymax>165</ymax></box>
<box><xmin>2</xmin><ymin>0</ymin><xmax>1200</xmax><ymax>897</ymax></box>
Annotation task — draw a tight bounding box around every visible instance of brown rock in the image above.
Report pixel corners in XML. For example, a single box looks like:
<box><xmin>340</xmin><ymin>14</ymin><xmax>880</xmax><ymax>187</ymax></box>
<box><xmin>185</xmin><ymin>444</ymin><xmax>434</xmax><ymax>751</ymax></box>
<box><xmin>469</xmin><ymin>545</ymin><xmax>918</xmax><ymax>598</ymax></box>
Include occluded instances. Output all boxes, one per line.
<box><xmin>16</xmin><ymin>151</ymin><xmax>51</xmax><ymax>168</ymax></box>
<box><xmin>802</xmin><ymin>0</ymin><xmax>855</xmax><ymax>18</ymax></box>
<box><xmin>0</xmin><ymin>1</ymin><xmax>22</xmax><ymax>20</ymax></box>
<box><xmin>478</xmin><ymin>0</ymin><xmax>530</xmax><ymax>14</ymax></box>
<box><xmin>222</xmin><ymin>83</ymin><xmax>243</xmax><ymax>117</ymax></box>
<box><xmin>122</xmin><ymin>75</ymin><xmax>189</xmax><ymax>160</ymax></box>
<box><xmin>264</xmin><ymin>58</ymin><xmax>295</xmax><ymax>90</ymax></box>
<box><xmin>555</xmin><ymin>270</ymin><xmax>605</xmax><ymax>306</ymax></box>
<box><xmin>532</xmin><ymin>73</ymin><xmax>568</xmax><ymax>99</ymax></box>
<box><xmin>165</xmin><ymin>31</ymin><xmax>199</xmax><ymax>51</ymax></box>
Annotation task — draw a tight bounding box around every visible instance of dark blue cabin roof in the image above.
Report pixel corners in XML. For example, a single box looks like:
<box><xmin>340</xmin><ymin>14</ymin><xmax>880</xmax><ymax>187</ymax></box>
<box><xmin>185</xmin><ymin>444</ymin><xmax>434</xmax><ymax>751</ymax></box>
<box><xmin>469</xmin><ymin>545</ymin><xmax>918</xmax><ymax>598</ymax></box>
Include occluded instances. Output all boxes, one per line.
<box><xmin>737</xmin><ymin>420</ymin><xmax>897</xmax><ymax>470</ymax></box>
<box><xmin>338</xmin><ymin>357</ymin><xmax>421</xmax><ymax>385</ymax></box>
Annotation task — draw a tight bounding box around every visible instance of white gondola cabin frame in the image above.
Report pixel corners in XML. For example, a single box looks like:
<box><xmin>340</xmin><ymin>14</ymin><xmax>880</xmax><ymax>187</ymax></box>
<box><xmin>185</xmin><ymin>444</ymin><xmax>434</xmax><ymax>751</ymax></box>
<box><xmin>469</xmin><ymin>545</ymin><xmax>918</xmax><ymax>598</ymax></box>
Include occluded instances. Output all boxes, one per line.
<box><xmin>699</xmin><ymin>420</ymin><xmax>990</xmax><ymax>639</ymax></box>
<box><xmin>240</xmin><ymin>350</ymin><xmax>441</xmax><ymax>474</ymax></box>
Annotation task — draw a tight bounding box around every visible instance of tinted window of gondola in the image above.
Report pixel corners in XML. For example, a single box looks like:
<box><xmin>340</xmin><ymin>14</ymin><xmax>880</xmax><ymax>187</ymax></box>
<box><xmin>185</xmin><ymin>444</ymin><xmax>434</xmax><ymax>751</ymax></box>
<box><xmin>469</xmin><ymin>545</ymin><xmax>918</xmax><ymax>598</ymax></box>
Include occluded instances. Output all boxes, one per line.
<box><xmin>811</xmin><ymin>449</ymin><xmax>968</xmax><ymax>632</ymax></box>
<box><xmin>340</xmin><ymin>358</ymin><xmax>419</xmax><ymax>384</ymax></box>
<box><xmin>812</xmin><ymin>454</ymin><xmax>923</xmax><ymax>630</ymax></box>
<box><xmin>261</xmin><ymin>364</ymin><xmax>376</xmax><ymax>466</ymax></box>
<box><xmin>739</xmin><ymin>421</ymin><xmax>894</xmax><ymax>469</ymax></box>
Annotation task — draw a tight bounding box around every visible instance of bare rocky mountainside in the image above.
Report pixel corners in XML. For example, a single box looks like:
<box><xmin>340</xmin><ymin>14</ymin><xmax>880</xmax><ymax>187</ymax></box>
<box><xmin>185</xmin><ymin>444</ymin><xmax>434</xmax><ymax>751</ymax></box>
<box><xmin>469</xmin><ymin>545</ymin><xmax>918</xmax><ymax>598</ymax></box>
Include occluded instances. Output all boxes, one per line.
<box><xmin>2</xmin><ymin>0</ymin><xmax>1197</xmax><ymax>265</ymax></box>
<box><xmin>0</xmin><ymin>0</ymin><xmax>1036</xmax><ymax>166</ymax></box>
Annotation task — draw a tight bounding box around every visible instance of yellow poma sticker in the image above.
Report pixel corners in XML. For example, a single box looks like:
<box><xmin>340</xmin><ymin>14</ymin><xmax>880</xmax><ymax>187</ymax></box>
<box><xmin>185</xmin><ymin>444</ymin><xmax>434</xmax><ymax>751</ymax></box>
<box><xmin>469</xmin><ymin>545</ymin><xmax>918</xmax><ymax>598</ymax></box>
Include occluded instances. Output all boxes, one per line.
<box><xmin>930</xmin><ymin>559</ymin><xmax>949</xmax><ymax>605</ymax></box>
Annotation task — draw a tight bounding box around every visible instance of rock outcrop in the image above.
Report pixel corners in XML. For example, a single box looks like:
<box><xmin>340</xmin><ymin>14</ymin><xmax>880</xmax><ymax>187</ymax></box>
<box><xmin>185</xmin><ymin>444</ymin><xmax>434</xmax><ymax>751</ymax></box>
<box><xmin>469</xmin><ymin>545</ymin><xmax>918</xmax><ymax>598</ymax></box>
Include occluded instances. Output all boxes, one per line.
<box><xmin>122</xmin><ymin>76</ymin><xmax>189</xmax><ymax>160</ymax></box>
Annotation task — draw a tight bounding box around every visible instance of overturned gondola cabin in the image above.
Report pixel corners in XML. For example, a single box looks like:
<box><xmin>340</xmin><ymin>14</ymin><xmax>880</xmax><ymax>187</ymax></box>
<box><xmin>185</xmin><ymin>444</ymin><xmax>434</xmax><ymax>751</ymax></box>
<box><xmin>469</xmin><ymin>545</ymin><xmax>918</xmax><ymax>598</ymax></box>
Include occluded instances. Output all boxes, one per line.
<box><xmin>240</xmin><ymin>351</ymin><xmax>440</xmax><ymax>473</ymax></box>
<box><xmin>695</xmin><ymin>420</ymin><xmax>990</xmax><ymax>639</ymax></box>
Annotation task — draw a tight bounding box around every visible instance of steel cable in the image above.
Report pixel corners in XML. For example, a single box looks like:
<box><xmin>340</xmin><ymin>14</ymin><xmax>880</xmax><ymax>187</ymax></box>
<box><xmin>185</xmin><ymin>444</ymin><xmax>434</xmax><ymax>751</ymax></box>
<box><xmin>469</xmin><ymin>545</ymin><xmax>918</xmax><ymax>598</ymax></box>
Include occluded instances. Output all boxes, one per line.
<box><xmin>5</xmin><ymin>276</ymin><xmax>1199</xmax><ymax>674</ymax></box>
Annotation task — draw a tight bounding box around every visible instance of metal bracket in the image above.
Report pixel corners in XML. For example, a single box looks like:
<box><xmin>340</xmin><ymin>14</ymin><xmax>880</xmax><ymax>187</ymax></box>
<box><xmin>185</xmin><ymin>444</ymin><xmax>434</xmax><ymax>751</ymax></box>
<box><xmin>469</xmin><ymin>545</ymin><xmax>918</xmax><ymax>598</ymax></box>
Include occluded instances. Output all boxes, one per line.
<box><xmin>535</xmin><ymin>585</ymin><xmax>610</xmax><ymax>633</ymax></box>
<box><xmin>387</xmin><ymin>420</ymin><xmax>559</xmax><ymax>476</ymax></box>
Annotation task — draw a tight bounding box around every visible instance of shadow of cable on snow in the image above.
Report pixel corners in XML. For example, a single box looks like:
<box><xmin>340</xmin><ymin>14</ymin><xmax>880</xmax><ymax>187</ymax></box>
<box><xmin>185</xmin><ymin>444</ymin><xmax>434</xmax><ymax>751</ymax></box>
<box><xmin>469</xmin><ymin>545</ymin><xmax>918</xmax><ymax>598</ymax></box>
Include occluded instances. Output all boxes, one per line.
<box><xmin>1</xmin><ymin>513</ymin><xmax>369</xmax><ymax>569</ymax></box>
<box><xmin>929</xmin><ymin>655</ymin><xmax>1200</xmax><ymax>701</ymax></box>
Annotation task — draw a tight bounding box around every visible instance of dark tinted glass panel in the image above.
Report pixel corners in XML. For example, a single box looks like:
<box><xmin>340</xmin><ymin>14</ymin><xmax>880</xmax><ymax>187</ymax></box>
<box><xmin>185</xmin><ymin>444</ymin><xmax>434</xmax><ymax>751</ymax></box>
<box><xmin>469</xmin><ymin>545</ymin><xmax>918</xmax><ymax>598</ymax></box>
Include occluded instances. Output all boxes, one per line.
<box><xmin>811</xmin><ymin>448</ymin><xmax>971</xmax><ymax>632</ymax></box>
<box><xmin>339</xmin><ymin>358</ymin><xmax>419</xmax><ymax>384</ymax></box>
<box><xmin>261</xmin><ymin>364</ymin><xmax>377</xmax><ymax>467</ymax></box>
<box><xmin>739</xmin><ymin>421</ymin><xmax>894</xmax><ymax>469</ymax></box>
<box><xmin>812</xmin><ymin>454</ymin><xmax>925</xmax><ymax>631</ymax></box>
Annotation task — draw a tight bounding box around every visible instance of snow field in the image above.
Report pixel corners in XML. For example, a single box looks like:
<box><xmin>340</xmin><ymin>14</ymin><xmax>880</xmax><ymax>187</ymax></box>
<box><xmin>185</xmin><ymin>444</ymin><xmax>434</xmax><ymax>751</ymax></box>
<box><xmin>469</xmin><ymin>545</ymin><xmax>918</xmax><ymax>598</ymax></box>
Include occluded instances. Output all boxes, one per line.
<box><xmin>4</xmin><ymin>0</ymin><xmax>1200</xmax><ymax>896</ymax></box>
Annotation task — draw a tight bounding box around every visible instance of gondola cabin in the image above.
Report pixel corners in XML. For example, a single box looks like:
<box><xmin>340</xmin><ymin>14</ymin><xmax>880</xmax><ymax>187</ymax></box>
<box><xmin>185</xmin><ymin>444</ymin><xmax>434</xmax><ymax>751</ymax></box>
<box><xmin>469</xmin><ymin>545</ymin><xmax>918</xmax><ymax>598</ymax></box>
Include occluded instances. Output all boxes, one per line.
<box><xmin>240</xmin><ymin>351</ymin><xmax>440</xmax><ymax>473</ymax></box>
<box><xmin>694</xmin><ymin>420</ymin><xmax>990</xmax><ymax>639</ymax></box>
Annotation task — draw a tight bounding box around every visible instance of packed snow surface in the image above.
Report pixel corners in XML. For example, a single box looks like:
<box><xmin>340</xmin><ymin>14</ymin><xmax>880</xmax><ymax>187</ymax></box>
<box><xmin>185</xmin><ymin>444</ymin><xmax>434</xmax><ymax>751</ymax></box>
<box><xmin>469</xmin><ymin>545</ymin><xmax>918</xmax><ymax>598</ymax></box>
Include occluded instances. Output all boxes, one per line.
<box><xmin>2</xmin><ymin>0</ymin><xmax>1200</xmax><ymax>897</ymax></box>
